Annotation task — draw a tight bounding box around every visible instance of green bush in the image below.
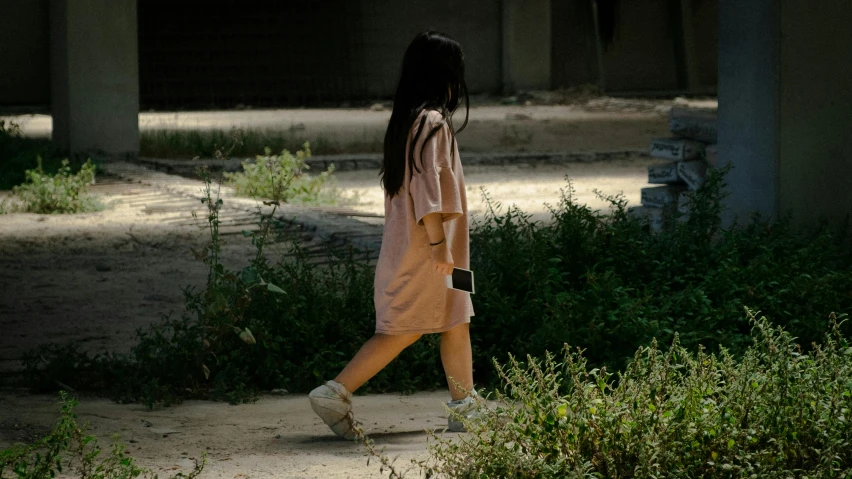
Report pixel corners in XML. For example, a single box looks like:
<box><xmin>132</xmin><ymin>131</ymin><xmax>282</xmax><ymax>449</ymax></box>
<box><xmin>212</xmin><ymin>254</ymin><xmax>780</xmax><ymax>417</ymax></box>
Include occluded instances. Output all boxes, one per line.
<box><xmin>422</xmin><ymin>311</ymin><xmax>852</xmax><ymax>478</ymax></box>
<box><xmin>0</xmin><ymin>391</ymin><xmax>204</xmax><ymax>479</ymax></box>
<box><xmin>468</xmin><ymin>168</ymin><xmax>852</xmax><ymax>382</ymax></box>
<box><xmin>0</xmin><ymin>120</ymin><xmax>90</xmax><ymax>191</ymax></box>
<box><xmin>24</xmin><ymin>171</ymin><xmax>440</xmax><ymax>406</ymax></box>
<box><xmin>223</xmin><ymin>143</ymin><xmax>346</xmax><ymax>205</ymax></box>
<box><xmin>6</xmin><ymin>157</ymin><xmax>100</xmax><ymax>214</ymax></box>
<box><xmin>22</xmin><ymin>166</ymin><xmax>852</xmax><ymax>406</ymax></box>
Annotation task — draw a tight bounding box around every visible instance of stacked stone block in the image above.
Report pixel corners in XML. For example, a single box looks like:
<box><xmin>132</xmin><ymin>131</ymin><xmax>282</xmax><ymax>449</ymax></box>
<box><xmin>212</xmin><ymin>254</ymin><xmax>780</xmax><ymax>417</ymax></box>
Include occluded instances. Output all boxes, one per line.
<box><xmin>629</xmin><ymin>107</ymin><xmax>718</xmax><ymax>231</ymax></box>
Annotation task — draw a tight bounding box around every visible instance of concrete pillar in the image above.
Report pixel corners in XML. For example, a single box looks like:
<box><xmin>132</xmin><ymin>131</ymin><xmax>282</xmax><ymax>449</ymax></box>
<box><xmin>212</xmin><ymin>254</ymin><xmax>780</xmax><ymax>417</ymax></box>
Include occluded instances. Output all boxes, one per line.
<box><xmin>50</xmin><ymin>0</ymin><xmax>139</xmax><ymax>158</ymax></box>
<box><xmin>718</xmin><ymin>0</ymin><xmax>852</xmax><ymax>224</ymax></box>
<box><xmin>501</xmin><ymin>0</ymin><xmax>551</xmax><ymax>92</ymax></box>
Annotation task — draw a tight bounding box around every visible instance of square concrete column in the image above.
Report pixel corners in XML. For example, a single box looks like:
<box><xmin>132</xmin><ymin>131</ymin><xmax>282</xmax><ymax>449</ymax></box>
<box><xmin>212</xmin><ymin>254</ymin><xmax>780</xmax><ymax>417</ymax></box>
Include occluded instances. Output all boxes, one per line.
<box><xmin>50</xmin><ymin>0</ymin><xmax>139</xmax><ymax>158</ymax></box>
<box><xmin>718</xmin><ymin>0</ymin><xmax>852</xmax><ymax>224</ymax></box>
<box><xmin>502</xmin><ymin>0</ymin><xmax>552</xmax><ymax>92</ymax></box>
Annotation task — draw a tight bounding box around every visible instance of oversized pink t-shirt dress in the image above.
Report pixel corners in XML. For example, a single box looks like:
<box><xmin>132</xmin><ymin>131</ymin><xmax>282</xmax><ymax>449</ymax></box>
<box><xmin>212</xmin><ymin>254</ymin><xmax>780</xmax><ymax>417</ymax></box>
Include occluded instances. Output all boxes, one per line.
<box><xmin>373</xmin><ymin>109</ymin><xmax>474</xmax><ymax>335</ymax></box>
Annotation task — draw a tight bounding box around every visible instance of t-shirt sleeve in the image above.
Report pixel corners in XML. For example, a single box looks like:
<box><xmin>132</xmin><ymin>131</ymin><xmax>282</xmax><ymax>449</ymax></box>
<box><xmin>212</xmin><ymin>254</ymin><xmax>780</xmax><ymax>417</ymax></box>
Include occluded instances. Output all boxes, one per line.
<box><xmin>409</xmin><ymin>120</ymin><xmax>464</xmax><ymax>226</ymax></box>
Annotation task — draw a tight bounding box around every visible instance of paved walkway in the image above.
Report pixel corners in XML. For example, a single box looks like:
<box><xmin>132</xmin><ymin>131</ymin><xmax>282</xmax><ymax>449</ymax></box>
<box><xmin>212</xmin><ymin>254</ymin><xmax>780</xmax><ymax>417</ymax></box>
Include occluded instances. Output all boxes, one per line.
<box><xmin>103</xmin><ymin>162</ymin><xmax>385</xmax><ymax>254</ymax></box>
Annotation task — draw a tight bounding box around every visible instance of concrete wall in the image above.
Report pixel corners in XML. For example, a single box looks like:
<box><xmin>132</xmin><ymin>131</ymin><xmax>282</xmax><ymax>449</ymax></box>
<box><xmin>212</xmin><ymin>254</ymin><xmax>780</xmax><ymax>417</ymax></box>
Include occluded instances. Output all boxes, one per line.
<box><xmin>359</xmin><ymin>0</ymin><xmax>502</xmax><ymax>97</ymax></box>
<box><xmin>778</xmin><ymin>0</ymin><xmax>852</xmax><ymax>222</ymax></box>
<box><xmin>691</xmin><ymin>0</ymin><xmax>719</xmax><ymax>89</ymax></box>
<box><xmin>137</xmin><ymin>0</ymin><xmax>362</xmax><ymax>108</ymax></box>
<box><xmin>719</xmin><ymin>0</ymin><xmax>852</xmax><ymax>224</ymax></box>
<box><xmin>551</xmin><ymin>0</ymin><xmax>597</xmax><ymax>89</ymax></box>
<box><xmin>50</xmin><ymin>0</ymin><xmax>139</xmax><ymax>156</ymax></box>
<box><xmin>551</xmin><ymin>0</ymin><xmax>718</xmax><ymax>93</ymax></box>
<box><xmin>502</xmin><ymin>0</ymin><xmax>552</xmax><ymax>92</ymax></box>
<box><xmin>0</xmin><ymin>0</ymin><xmax>50</xmax><ymax>107</ymax></box>
<box><xmin>602</xmin><ymin>0</ymin><xmax>679</xmax><ymax>92</ymax></box>
<box><xmin>717</xmin><ymin>0</ymin><xmax>780</xmax><ymax>222</ymax></box>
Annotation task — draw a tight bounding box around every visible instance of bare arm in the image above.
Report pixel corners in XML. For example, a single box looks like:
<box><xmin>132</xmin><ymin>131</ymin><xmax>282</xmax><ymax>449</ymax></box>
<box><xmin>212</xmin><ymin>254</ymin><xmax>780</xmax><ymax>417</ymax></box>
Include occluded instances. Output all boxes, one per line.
<box><xmin>422</xmin><ymin>212</ymin><xmax>454</xmax><ymax>275</ymax></box>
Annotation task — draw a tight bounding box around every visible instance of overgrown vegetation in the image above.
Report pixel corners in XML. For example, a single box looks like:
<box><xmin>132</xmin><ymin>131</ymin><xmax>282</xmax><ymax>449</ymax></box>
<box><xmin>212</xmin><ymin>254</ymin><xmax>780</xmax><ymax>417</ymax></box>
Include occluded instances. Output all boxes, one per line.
<box><xmin>4</xmin><ymin>158</ymin><xmax>101</xmax><ymax>214</ymax></box>
<box><xmin>224</xmin><ymin>143</ymin><xmax>345</xmax><ymax>206</ymax></box>
<box><xmin>23</xmin><ymin>158</ymin><xmax>438</xmax><ymax>407</ymax></box>
<box><xmin>468</xmin><ymin>164</ymin><xmax>852</xmax><ymax>377</ymax></box>
<box><xmin>0</xmin><ymin>392</ymin><xmax>204</xmax><ymax>479</ymax></box>
<box><xmin>0</xmin><ymin>121</ymin><xmax>101</xmax><ymax>214</ymax></box>
<box><xmin>140</xmin><ymin>128</ymin><xmax>382</xmax><ymax>158</ymax></box>
<box><xmin>22</xmin><ymin>166</ymin><xmax>852</xmax><ymax>409</ymax></box>
<box><xmin>420</xmin><ymin>311</ymin><xmax>852</xmax><ymax>478</ymax></box>
<box><xmin>0</xmin><ymin>120</ymin><xmax>91</xmax><ymax>191</ymax></box>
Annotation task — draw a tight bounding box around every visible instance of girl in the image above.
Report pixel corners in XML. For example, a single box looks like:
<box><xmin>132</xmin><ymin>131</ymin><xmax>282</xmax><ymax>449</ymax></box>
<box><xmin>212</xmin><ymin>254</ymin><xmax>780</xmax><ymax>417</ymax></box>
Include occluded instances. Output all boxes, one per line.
<box><xmin>308</xmin><ymin>31</ymin><xmax>476</xmax><ymax>439</ymax></box>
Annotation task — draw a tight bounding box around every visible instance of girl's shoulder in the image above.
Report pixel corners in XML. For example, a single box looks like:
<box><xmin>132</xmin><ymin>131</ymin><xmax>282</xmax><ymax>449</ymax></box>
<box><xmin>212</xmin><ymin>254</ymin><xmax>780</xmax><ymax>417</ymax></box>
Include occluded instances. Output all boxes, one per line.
<box><xmin>417</xmin><ymin>108</ymin><xmax>447</xmax><ymax>128</ymax></box>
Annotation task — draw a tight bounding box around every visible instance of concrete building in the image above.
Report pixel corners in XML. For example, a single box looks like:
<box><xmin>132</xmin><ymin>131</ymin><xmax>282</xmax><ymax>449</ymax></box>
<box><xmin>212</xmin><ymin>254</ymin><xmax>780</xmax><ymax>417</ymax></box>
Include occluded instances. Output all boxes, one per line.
<box><xmin>2</xmin><ymin>1</ymin><xmax>715</xmax><ymax>111</ymax></box>
<box><xmin>0</xmin><ymin>0</ymin><xmax>849</xmax><ymax>223</ymax></box>
<box><xmin>717</xmin><ymin>0</ymin><xmax>852</xmax><ymax>224</ymax></box>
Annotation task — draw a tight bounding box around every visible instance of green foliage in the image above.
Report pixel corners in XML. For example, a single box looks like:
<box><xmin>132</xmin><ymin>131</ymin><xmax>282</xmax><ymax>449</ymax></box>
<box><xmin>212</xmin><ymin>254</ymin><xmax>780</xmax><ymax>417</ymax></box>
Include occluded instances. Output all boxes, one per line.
<box><xmin>0</xmin><ymin>391</ymin><xmax>205</xmax><ymax>479</ymax></box>
<box><xmin>0</xmin><ymin>120</ymin><xmax>91</xmax><ymax>191</ymax></box>
<box><xmin>423</xmin><ymin>312</ymin><xmax>852</xmax><ymax>478</ymax></box>
<box><xmin>6</xmin><ymin>158</ymin><xmax>100</xmax><ymax>214</ymax></box>
<box><xmin>21</xmin><ymin>343</ymin><xmax>122</xmax><ymax>394</ymax></box>
<box><xmin>223</xmin><ymin>143</ymin><xmax>345</xmax><ymax>205</ymax></box>
<box><xmin>468</xmin><ymin>167</ymin><xmax>852</xmax><ymax>383</ymax></box>
<box><xmin>21</xmin><ymin>165</ymin><xmax>852</xmax><ymax>408</ymax></box>
<box><xmin>139</xmin><ymin>127</ymin><xmax>381</xmax><ymax>159</ymax></box>
<box><xmin>23</xmin><ymin>166</ymin><xmax>439</xmax><ymax>406</ymax></box>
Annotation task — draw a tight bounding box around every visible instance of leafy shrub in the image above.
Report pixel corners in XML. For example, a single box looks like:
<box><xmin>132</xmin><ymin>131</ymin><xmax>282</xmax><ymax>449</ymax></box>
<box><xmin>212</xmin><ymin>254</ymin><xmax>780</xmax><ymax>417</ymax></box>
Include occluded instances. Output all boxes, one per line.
<box><xmin>468</xmin><ymin>167</ymin><xmax>852</xmax><ymax>384</ymax></box>
<box><xmin>0</xmin><ymin>120</ymin><xmax>90</xmax><ymax>191</ymax></box>
<box><xmin>423</xmin><ymin>311</ymin><xmax>852</xmax><ymax>478</ymax></box>
<box><xmin>6</xmin><ymin>157</ymin><xmax>100</xmax><ymax>214</ymax></box>
<box><xmin>0</xmin><ymin>391</ymin><xmax>204</xmax><ymax>479</ymax></box>
<box><xmin>22</xmin><ymin>165</ymin><xmax>852</xmax><ymax>406</ymax></box>
<box><xmin>24</xmin><ymin>171</ymin><xmax>439</xmax><ymax>406</ymax></box>
<box><xmin>224</xmin><ymin>143</ymin><xmax>346</xmax><ymax>205</ymax></box>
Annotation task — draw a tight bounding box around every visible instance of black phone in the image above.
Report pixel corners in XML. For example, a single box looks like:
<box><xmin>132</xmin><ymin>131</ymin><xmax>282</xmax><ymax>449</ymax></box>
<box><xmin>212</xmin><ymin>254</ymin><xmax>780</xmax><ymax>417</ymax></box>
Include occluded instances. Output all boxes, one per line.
<box><xmin>446</xmin><ymin>267</ymin><xmax>475</xmax><ymax>294</ymax></box>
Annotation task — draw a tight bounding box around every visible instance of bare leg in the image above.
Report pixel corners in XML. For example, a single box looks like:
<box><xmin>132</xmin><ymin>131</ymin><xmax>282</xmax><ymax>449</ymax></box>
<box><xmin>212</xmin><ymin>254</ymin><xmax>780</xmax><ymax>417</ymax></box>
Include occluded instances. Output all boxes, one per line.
<box><xmin>334</xmin><ymin>333</ymin><xmax>421</xmax><ymax>393</ymax></box>
<box><xmin>440</xmin><ymin>323</ymin><xmax>474</xmax><ymax>401</ymax></box>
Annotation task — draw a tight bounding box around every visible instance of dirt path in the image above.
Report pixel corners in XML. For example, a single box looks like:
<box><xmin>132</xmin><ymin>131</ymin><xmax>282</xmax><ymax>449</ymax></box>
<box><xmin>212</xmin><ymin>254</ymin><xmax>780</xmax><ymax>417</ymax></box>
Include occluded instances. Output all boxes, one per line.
<box><xmin>0</xmin><ymin>158</ymin><xmax>659</xmax><ymax>477</ymax></box>
<box><xmin>0</xmin><ymin>390</ymin><xmax>449</xmax><ymax>479</ymax></box>
<box><xmin>5</xmin><ymin>103</ymin><xmax>678</xmax><ymax>154</ymax></box>
<box><xmin>0</xmin><ymin>97</ymin><xmax>682</xmax><ymax>477</ymax></box>
<box><xmin>0</xmin><ymin>158</ymin><xmax>655</xmax><ymax>364</ymax></box>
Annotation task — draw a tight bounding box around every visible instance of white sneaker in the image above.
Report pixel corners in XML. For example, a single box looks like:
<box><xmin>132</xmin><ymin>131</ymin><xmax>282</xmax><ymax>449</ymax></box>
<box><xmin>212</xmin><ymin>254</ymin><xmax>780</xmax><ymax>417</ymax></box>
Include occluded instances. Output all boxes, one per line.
<box><xmin>309</xmin><ymin>380</ymin><xmax>356</xmax><ymax>440</ymax></box>
<box><xmin>446</xmin><ymin>390</ymin><xmax>479</xmax><ymax>432</ymax></box>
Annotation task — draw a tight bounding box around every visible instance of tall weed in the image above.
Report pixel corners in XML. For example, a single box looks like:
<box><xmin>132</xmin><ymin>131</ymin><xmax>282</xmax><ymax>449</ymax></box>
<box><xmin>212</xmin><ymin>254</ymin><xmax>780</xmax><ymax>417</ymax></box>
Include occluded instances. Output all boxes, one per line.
<box><xmin>422</xmin><ymin>311</ymin><xmax>852</xmax><ymax>478</ymax></box>
<box><xmin>0</xmin><ymin>120</ymin><xmax>94</xmax><ymax>192</ymax></box>
<box><xmin>7</xmin><ymin>158</ymin><xmax>100</xmax><ymax>214</ymax></box>
<box><xmin>223</xmin><ymin>143</ymin><xmax>345</xmax><ymax>205</ymax></box>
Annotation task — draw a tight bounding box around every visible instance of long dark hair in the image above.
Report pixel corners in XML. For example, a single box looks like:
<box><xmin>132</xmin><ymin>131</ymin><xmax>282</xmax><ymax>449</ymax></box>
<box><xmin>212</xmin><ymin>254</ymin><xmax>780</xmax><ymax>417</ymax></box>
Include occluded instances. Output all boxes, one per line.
<box><xmin>381</xmin><ymin>31</ymin><xmax>469</xmax><ymax>198</ymax></box>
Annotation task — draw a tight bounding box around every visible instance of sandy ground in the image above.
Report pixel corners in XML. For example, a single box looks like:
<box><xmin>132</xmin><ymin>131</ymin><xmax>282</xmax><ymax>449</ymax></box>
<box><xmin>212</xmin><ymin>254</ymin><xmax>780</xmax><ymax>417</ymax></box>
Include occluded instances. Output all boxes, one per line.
<box><xmin>2</xmin><ymin>98</ymin><xmax>717</xmax><ymax>154</ymax></box>
<box><xmin>0</xmin><ymin>158</ymin><xmax>654</xmax><ymax>363</ymax></box>
<box><xmin>0</xmin><ymin>159</ymin><xmax>656</xmax><ymax>477</ymax></box>
<box><xmin>335</xmin><ymin>158</ymin><xmax>651</xmax><ymax>224</ymax></box>
<box><xmin>0</xmin><ymin>390</ymin><xmax>453</xmax><ymax>479</ymax></box>
<box><xmin>0</xmin><ymin>103</ymin><xmax>675</xmax><ymax>477</ymax></box>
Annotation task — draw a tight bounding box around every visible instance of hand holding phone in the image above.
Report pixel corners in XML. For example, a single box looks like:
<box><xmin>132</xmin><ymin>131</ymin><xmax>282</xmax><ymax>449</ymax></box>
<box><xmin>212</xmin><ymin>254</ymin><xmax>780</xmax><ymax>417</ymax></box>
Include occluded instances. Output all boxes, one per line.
<box><xmin>445</xmin><ymin>267</ymin><xmax>475</xmax><ymax>294</ymax></box>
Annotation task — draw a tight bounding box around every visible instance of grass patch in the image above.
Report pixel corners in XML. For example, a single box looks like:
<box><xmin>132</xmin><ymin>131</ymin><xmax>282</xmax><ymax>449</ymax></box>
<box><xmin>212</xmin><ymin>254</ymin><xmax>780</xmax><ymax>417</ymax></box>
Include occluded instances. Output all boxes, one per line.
<box><xmin>140</xmin><ymin>128</ymin><xmax>383</xmax><ymax>158</ymax></box>
<box><xmin>0</xmin><ymin>391</ymin><xmax>205</xmax><ymax>479</ymax></box>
